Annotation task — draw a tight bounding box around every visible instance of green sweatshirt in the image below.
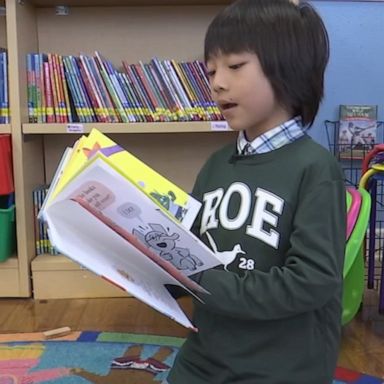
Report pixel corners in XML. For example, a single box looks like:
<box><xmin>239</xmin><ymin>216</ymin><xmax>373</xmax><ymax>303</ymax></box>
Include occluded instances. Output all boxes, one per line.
<box><xmin>168</xmin><ymin>135</ymin><xmax>346</xmax><ymax>384</ymax></box>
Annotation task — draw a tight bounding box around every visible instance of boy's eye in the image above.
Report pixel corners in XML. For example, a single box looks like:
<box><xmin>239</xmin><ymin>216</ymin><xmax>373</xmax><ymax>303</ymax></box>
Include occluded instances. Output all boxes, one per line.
<box><xmin>229</xmin><ymin>62</ymin><xmax>245</xmax><ymax>70</ymax></box>
<box><xmin>206</xmin><ymin>70</ymin><xmax>215</xmax><ymax>78</ymax></box>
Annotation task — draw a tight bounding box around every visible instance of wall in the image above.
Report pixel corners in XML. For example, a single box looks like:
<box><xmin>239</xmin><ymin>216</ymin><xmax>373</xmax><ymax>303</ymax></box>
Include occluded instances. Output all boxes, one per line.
<box><xmin>309</xmin><ymin>0</ymin><xmax>384</xmax><ymax>148</ymax></box>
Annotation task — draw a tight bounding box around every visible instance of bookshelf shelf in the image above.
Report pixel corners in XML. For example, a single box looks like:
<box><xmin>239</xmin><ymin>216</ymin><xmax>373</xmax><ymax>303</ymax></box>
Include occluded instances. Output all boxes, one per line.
<box><xmin>3</xmin><ymin>0</ymin><xmax>233</xmax><ymax>299</ymax></box>
<box><xmin>32</xmin><ymin>254</ymin><xmax>127</xmax><ymax>299</ymax></box>
<box><xmin>0</xmin><ymin>256</ymin><xmax>21</xmax><ymax>297</ymax></box>
<box><xmin>23</xmin><ymin>122</ymin><xmax>233</xmax><ymax>134</ymax></box>
<box><xmin>0</xmin><ymin>124</ymin><xmax>11</xmax><ymax>134</ymax></box>
<box><xmin>29</xmin><ymin>0</ymin><xmax>230</xmax><ymax>7</ymax></box>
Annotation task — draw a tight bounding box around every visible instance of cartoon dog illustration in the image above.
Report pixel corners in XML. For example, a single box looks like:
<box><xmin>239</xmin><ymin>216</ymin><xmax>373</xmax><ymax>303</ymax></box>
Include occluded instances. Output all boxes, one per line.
<box><xmin>133</xmin><ymin>224</ymin><xmax>203</xmax><ymax>272</ymax></box>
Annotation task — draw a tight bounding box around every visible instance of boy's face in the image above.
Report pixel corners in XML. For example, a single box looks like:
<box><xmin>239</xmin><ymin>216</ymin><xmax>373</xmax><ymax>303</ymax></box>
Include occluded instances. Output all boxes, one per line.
<box><xmin>206</xmin><ymin>52</ymin><xmax>291</xmax><ymax>141</ymax></box>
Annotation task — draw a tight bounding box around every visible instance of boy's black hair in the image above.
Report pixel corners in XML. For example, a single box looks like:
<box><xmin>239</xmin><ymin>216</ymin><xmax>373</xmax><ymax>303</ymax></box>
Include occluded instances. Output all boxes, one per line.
<box><xmin>204</xmin><ymin>0</ymin><xmax>329</xmax><ymax>127</ymax></box>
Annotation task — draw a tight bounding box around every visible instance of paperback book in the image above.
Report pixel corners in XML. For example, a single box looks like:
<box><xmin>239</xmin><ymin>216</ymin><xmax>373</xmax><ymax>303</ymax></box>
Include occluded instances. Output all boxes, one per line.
<box><xmin>40</xmin><ymin>129</ymin><xmax>222</xmax><ymax>330</ymax></box>
<box><xmin>338</xmin><ymin>104</ymin><xmax>378</xmax><ymax>159</ymax></box>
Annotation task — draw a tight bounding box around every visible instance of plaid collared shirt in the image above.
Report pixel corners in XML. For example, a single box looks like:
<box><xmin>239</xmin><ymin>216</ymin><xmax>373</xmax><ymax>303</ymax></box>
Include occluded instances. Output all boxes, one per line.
<box><xmin>237</xmin><ymin>116</ymin><xmax>305</xmax><ymax>155</ymax></box>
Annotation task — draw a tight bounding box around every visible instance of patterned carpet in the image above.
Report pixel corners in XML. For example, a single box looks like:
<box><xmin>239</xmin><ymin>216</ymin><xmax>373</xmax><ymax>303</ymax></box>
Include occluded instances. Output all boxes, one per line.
<box><xmin>0</xmin><ymin>331</ymin><xmax>382</xmax><ymax>383</ymax></box>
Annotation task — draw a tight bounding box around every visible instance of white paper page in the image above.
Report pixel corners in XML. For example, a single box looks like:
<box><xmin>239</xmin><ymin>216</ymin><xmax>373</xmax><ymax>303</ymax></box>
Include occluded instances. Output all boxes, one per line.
<box><xmin>51</xmin><ymin>156</ymin><xmax>223</xmax><ymax>276</ymax></box>
<box><xmin>45</xmin><ymin>199</ymin><xmax>195</xmax><ymax>330</ymax></box>
<box><xmin>38</xmin><ymin>146</ymin><xmax>73</xmax><ymax>221</ymax></box>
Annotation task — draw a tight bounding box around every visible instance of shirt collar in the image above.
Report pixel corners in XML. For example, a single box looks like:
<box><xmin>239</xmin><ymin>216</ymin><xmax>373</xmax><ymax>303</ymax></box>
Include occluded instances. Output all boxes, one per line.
<box><xmin>237</xmin><ymin>116</ymin><xmax>305</xmax><ymax>155</ymax></box>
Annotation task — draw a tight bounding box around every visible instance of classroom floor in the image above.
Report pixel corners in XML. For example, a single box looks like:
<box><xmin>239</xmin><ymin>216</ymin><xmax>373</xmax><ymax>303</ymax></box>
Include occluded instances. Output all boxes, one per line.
<box><xmin>0</xmin><ymin>290</ymin><xmax>384</xmax><ymax>379</ymax></box>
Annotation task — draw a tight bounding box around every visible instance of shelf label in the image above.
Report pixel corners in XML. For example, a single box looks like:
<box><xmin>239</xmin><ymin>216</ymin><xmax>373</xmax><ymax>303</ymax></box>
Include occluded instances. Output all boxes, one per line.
<box><xmin>210</xmin><ymin>121</ymin><xmax>231</xmax><ymax>131</ymax></box>
<box><xmin>66</xmin><ymin>124</ymin><xmax>84</xmax><ymax>133</ymax></box>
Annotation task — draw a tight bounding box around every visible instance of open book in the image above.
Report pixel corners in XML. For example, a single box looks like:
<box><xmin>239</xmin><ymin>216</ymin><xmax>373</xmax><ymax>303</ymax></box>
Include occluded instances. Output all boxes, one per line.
<box><xmin>41</xmin><ymin>129</ymin><xmax>222</xmax><ymax>330</ymax></box>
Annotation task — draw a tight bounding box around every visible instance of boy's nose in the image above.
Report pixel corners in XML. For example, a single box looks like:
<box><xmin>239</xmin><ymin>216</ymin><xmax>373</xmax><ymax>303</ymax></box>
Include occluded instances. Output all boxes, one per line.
<box><xmin>211</xmin><ymin>78</ymin><xmax>227</xmax><ymax>94</ymax></box>
<box><xmin>212</xmin><ymin>82</ymin><xmax>226</xmax><ymax>94</ymax></box>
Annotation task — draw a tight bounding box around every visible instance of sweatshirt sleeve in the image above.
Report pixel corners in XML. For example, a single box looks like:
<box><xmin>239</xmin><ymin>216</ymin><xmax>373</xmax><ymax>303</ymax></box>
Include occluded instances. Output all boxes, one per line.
<box><xmin>195</xmin><ymin>178</ymin><xmax>347</xmax><ymax>321</ymax></box>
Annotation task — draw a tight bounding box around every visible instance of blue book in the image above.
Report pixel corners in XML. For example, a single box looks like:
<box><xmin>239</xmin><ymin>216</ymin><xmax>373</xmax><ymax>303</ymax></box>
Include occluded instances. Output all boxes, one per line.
<box><xmin>0</xmin><ymin>51</ymin><xmax>4</xmax><ymax>124</ymax></box>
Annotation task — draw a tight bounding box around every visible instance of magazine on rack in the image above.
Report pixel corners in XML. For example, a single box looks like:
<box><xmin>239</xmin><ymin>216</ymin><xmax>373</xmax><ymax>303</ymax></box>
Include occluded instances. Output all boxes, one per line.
<box><xmin>40</xmin><ymin>129</ymin><xmax>222</xmax><ymax>330</ymax></box>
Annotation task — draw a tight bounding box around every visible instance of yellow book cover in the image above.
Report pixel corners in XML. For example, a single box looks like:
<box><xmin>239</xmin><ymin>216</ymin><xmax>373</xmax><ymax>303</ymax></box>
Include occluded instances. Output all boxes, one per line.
<box><xmin>50</xmin><ymin>135</ymin><xmax>88</xmax><ymax>200</ymax></box>
<box><xmin>48</xmin><ymin>128</ymin><xmax>201</xmax><ymax>229</ymax></box>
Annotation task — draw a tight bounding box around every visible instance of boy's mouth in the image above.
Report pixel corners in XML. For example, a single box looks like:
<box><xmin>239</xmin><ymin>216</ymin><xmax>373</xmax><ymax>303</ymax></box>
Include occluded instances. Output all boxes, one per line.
<box><xmin>220</xmin><ymin>102</ymin><xmax>238</xmax><ymax>111</ymax></box>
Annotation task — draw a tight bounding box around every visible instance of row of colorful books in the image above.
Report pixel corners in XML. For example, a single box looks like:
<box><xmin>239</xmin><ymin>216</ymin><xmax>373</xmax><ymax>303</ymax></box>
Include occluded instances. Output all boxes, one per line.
<box><xmin>26</xmin><ymin>52</ymin><xmax>223</xmax><ymax>124</ymax></box>
<box><xmin>0</xmin><ymin>48</ymin><xmax>9</xmax><ymax>124</ymax></box>
<box><xmin>33</xmin><ymin>185</ymin><xmax>58</xmax><ymax>255</ymax></box>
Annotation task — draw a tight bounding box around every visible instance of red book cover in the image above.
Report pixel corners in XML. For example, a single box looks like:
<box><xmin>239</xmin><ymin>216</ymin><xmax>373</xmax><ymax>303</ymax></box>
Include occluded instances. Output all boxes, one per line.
<box><xmin>43</xmin><ymin>61</ymin><xmax>55</xmax><ymax>124</ymax></box>
<box><xmin>78</xmin><ymin>56</ymin><xmax>108</xmax><ymax>123</ymax></box>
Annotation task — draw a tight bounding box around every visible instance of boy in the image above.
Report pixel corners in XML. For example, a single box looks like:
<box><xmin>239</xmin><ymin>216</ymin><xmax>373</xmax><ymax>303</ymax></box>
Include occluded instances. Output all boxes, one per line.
<box><xmin>167</xmin><ymin>0</ymin><xmax>346</xmax><ymax>383</ymax></box>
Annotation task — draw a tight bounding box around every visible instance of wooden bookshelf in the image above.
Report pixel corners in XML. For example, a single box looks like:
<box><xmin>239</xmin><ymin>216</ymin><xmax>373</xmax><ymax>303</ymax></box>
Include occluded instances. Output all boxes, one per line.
<box><xmin>23</xmin><ymin>122</ymin><xmax>233</xmax><ymax>134</ymax></box>
<box><xmin>0</xmin><ymin>124</ymin><xmax>11</xmax><ymax>133</ymax></box>
<box><xmin>0</xmin><ymin>3</ymin><xmax>9</xmax><ymax>134</ymax></box>
<box><xmin>32</xmin><ymin>0</ymin><xmax>231</xmax><ymax>6</ymax></box>
<box><xmin>0</xmin><ymin>256</ymin><xmax>20</xmax><ymax>297</ymax></box>
<box><xmin>31</xmin><ymin>254</ymin><xmax>127</xmax><ymax>299</ymax></box>
<box><xmin>1</xmin><ymin>3</ymin><xmax>20</xmax><ymax>296</ymax></box>
<box><xmin>0</xmin><ymin>6</ymin><xmax>6</xmax><ymax>48</ymax></box>
<box><xmin>3</xmin><ymin>0</ymin><xmax>234</xmax><ymax>298</ymax></box>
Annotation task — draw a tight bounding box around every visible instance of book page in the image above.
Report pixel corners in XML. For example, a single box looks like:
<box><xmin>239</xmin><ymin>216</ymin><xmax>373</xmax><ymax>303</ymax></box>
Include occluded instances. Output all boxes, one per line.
<box><xmin>73</xmin><ymin>196</ymin><xmax>209</xmax><ymax>296</ymax></box>
<box><xmin>45</xmin><ymin>198</ymin><xmax>196</xmax><ymax>330</ymax></box>
<box><xmin>51</xmin><ymin>155</ymin><xmax>222</xmax><ymax>276</ymax></box>
<box><xmin>39</xmin><ymin>146</ymin><xmax>73</xmax><ymax>220</ymax></box>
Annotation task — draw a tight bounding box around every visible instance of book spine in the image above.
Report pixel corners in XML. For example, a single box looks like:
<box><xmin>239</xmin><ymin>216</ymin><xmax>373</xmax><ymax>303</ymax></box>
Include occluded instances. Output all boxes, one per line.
<box><xmin>129</xmin><ymin>63</ymin><xmax>156</xmax><ymax>122</ymax></box>
<box><xmin>183</xmin><ymin>62</ymin><xmax>209</xmax><ymax>120</ymax></box>
<box><xmin>58</xmin><ymin>55</ymin><xmax>73</xmax><ymax>123</ymax></box>
<box><xmin>94</xmin><ymin>51</ymin><xmax>129</xmax><ymax>123</ymax></box>
<box><xmin>119</xmin><ymin>72</ymin><xmax>145</xmax><ymax>122</ymax></box>
<box><xmin>113</xmin><ymin>71</ymin><xmax>137</xmax><ymax>123</ymax></box>
<box><xmin>87</xmin><ymin>55</ymin><xmax>118</xmax><ymax>123</ymax></box>
<box><xmin>158</xmin><ymin>58</ymin><xmax>188</xmax><ymax>121</ymax></box>
<box><xmin>51</xmin><ymin>54</ymin><xmax>64</xmax><ymax>123</ymax></box>
<box><xmin>141</xmin><ymin>63</ymin><xmax>167</xmax><ymax>122</ymax></box>
<box><xmin>136</xmin><ymin>62</ymin><xmax>164</xmax><ymax>122</ymax></box>
<box><xmin>146</xmin><ymin>62</ymin><xmax>172</xmax><ymax>121</ymax></box>
<box><xmin>150</xmin><ymin>58</ymin><xmax>178</xmax><ymax>121</ymax></box>
<box><xmin>32</xmin><ymin>188</ymin><xmax>41</xmax><ymax>255</ymax></box>
<box><xmin>170</xmin><ymin>59</ymin><xmax>200</xmax><ymax>120</ymax></box>
<box><xmin>71</xmin><ymin>56</ymin><xmax>96</xmax><ymax>122</ymax></box>
<box><xmin>47</xmin><ymin>53</ymin><xmax>59</xmax><ymax>123</ymax></box>
<box><xmin>181</xmin><ymin>62</ymin><xmax>208</xmax><ymax>120</ymax></box>
<box><xmin>27</xmin><ymin>53</ymin><xmax>35</xmax><ymax>122</ymax></box>
<box><xmin>164</xmin><ymin>59</ymin><xmax>194</xmax><ymax>121</ymax></box>
<box><xmin>35</xmin><ymin>54</ymin><xmax>44</xmax><ymax>123</ymax></box>
<box><xmin>123</xmin><ymin>63</ymin><xmax>153</xmax><ymax>122</ymax></box>
<box><xmin>43</xmin><ymin>60</ymin><xmax>55</xmax><ymax>123</ymax></box>
<box><xmin>0</xmin><ymin>52</ymin><xmax>4</xmax><ymax>123</ymax></box>
<box><xmin>104</xmin><ymin>59</ymin><xmax>136</xmax><ymax>122</ymax></box>
<box><xmin>62</xmin><ymin>56</ymin><xmax>85</xmax><ymax>122</ymax></box>
<box><xmin>78</xmin><ymin>55</ymin><xmax>107</xmax><ymax>122</ymax></box>
<box><xmin>190</xmin><ymin>60</ymin><xmax>216</xmax><ymax>120</ymax></box>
